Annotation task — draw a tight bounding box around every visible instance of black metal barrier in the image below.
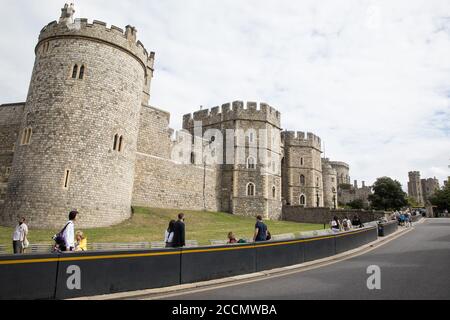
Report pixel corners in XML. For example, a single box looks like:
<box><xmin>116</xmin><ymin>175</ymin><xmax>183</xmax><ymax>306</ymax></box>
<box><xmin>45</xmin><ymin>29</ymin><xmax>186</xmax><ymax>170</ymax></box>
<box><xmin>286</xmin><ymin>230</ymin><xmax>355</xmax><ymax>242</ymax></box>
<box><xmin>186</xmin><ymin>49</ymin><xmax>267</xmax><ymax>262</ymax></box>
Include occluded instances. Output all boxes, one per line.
<box><xmin>181</xmin><ymin>244</ymin><xmax>256</xmax><ymax>284</ymax></box>
<box><xmin>0</xmin><ymin>226</ymin><xmax>377</xmax><ymax>300</ymax></box>
<box><xmin>378</xmin><ymin>220</ymin><xmax>398</xmax><ymax>237</ymax></box>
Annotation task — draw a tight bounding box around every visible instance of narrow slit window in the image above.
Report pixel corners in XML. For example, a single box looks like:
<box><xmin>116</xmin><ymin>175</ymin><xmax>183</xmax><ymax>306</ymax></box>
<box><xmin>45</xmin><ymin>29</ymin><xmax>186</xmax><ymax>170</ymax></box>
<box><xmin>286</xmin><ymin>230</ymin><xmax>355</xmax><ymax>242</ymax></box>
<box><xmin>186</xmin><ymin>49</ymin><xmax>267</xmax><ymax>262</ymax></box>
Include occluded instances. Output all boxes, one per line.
<box><xmin>79</xmin><ymin>65</ymin><xmax>85</xmax><ymax>79</ymax></box>
<box><xmin>272</xmin><ymin>186</ymin><xmax>276</xmax><ymax>198</ymax></box>
<box><xmin>118</xmin><ymin>136</ymin><xmax>123</xmax><ymax>152</ymax></box>
<box><xmin>113</xmin><ymin>134</ymin><xmax>118</xmax><ymax>151</ymax></box>
<box><xmin>63</xmin><ymin>170</ymin><xmax>71</xmax><ymax>189</ymax></box>
<box><xmin>72</xmin><ymin>65</ymin><xmax>78</xmax><ymax>79</ymax></box>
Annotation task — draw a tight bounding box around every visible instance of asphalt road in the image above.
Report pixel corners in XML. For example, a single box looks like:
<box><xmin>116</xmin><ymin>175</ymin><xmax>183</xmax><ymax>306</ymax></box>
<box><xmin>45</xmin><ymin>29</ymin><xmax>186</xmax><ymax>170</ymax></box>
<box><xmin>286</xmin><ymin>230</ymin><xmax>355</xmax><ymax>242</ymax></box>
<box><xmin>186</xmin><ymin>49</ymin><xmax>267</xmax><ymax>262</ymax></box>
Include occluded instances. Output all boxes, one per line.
<box><xmin>158</xmin><ymin>218</ymin><xmax>450</xmax><ymax>300</ymax></box>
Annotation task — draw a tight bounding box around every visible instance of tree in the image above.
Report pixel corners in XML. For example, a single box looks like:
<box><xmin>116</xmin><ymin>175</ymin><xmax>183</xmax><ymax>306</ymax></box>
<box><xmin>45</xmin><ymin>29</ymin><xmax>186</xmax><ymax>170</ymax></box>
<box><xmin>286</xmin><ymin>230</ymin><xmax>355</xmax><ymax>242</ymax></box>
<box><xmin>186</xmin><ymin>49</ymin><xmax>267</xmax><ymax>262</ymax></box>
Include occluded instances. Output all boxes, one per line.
<box><xmin>430</xmin><ymin>184</ymin><xmax>450</xmax><ymax>212</ymax></box>
<box><xmin>347</xmin><ymin>199</ymin><xmax>365</xmax><ymax>210</ymax></box>
<box><xmin>368</xmin><ymin>177</ymin><xmax>408</xmax><ymax>211</ymax></box>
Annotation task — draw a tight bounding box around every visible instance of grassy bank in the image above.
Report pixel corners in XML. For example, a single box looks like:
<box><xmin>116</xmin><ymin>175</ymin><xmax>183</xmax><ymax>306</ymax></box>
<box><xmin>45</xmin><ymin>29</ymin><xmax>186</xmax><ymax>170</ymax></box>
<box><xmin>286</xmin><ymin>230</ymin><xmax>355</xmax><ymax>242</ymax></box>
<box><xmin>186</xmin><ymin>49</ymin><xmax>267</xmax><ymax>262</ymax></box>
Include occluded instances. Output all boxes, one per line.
<box><xmin>0</xmin><ymin>207</ymin><xmax>325</xmax><ymax>252</ymax></box>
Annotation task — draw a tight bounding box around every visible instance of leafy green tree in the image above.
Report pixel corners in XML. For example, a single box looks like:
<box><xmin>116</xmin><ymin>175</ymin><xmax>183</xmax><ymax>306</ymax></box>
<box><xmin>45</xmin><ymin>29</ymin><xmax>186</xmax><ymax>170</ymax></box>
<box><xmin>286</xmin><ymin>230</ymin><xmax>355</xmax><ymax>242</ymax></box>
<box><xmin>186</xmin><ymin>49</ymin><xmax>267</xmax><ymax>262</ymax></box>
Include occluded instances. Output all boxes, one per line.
<box><xmin>430</xmin><ymin>184</ymin><xmax>450</xmax><ymax>212</ymax></box>
<box><xmin>368</xmin><ymin>177</ymin><xmax>408</xmax><ymax>211</ymax></box>
<box><xmin>347</xmin><ymin>199</ymin><xmax>365</xmax><ymax>210</ymax></box>
<box><xmin>407</xmin><ymin>196</ymin><xmax>421</xmax><ymax>208</ymax></box>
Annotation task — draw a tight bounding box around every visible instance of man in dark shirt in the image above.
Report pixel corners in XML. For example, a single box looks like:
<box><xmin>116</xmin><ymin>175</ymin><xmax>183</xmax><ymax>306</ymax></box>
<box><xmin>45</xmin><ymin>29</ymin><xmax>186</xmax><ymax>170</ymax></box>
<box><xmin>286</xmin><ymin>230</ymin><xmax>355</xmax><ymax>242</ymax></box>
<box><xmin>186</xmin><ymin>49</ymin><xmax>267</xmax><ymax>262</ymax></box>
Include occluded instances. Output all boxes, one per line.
<box><xmin>172</xmin><ymin>213</ymin><xmax>186</xmax><ymax>248</ymax></box>
<box><xmin>253</xmin><ymin>215</ymin><xmax>268</xmax><ymax>242</ymax></box>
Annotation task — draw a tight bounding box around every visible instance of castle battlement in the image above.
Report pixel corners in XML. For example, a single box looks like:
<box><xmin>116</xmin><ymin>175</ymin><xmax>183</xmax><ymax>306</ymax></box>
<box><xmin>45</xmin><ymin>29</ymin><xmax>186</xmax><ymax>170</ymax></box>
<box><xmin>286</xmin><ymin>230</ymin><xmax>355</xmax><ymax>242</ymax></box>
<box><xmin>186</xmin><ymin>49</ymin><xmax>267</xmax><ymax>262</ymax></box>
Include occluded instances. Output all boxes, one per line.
<box><xmin>281</xmin><ymin>131</ymin><xmax>322</xmax><ymax>150</ymax></box>
<box><xmin>329</xmin><ymin>161</ymin><xmax>350</xmax><ymax>169</ymax></box>
<box><xmin>183</xmin><ymin>101</ymin><xmax>281</xmax><ymax>129</ymax></box>
<box><xmin>38</xmin><ymin>17</ymin><xmax>154</xmax><ymax>70</ymax></box>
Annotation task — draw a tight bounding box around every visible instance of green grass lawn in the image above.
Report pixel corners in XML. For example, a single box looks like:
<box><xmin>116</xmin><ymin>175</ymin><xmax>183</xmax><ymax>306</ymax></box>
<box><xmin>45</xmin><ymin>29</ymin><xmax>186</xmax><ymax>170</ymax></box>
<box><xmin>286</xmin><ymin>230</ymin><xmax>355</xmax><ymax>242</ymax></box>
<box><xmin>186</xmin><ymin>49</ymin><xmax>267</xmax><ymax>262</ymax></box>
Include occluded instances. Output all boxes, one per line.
<box><xmin>0</xmin><ymin>207</ymin><xmax>326</xmax><ymax>252</ymax></box>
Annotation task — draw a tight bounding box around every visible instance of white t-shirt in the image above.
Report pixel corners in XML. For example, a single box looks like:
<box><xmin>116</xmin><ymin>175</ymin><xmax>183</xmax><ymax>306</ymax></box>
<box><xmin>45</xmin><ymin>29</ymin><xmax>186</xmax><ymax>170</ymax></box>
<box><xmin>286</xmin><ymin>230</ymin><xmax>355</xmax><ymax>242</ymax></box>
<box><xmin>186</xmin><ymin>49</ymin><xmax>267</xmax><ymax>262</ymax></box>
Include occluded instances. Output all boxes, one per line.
<box><xmin>12</xmin><ymin>223</ymin><xmax>28</xmax><ymax>241</ymax></box>
<box><xmin>331</xmin><ymin>220</ymin><xmax>339</xmax><ymax>229</ymax></box>
<box><xmin>165</xmin><ymin>230</ymin><xmax>174</xmax><ymax>243</ymax></box>
<box><xmin>63</xmin><ymin>221</ymin><xmax>75</xmax><ymax>249</ymax></box>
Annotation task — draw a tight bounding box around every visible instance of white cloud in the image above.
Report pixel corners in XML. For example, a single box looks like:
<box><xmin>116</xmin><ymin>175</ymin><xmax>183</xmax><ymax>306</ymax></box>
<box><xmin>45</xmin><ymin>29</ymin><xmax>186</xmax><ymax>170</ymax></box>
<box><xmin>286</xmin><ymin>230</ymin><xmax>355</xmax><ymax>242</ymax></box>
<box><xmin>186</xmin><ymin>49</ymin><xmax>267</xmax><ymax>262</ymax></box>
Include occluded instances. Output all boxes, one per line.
<box><xmin>1</xmin><ymin>0</ymin><xmax>449</xmax><ymax>188</ymax></box>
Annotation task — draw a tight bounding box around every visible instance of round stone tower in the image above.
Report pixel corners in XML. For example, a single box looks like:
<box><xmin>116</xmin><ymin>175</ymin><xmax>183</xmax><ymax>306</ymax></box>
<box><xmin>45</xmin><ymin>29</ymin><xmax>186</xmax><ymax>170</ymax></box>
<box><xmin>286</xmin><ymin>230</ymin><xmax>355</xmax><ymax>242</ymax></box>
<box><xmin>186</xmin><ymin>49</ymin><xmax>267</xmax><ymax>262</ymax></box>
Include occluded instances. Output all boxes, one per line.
<box><xmin>322</xmin><ymin>158</ymin><xmax>338</xmax><ymax>209</ymax></box>
<box><xmin>1</xmin><ymin>4</ymin><xmax>154</xmax><ymax>228</ymax></box>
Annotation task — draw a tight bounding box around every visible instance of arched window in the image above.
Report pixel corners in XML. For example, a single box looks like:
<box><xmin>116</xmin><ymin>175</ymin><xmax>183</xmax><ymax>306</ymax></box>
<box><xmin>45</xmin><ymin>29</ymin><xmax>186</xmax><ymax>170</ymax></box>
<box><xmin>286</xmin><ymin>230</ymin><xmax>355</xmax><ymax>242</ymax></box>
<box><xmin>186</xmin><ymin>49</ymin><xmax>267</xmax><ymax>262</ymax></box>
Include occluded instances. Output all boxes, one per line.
<box><xmin>272</xmin><ymin>186</ymin><xmax>276</xmax><ymax>199</ymax></box>
<box><xmin>300</xmin><ymin>194</ymin><xmax>306</xmax><ymax>207</ymax></box>
<box><xmin>247</xmin><ymin>183</ymin><xmax>256</xmax><ymax>197</ymax></box>
<box><xmin>79</xmin><ymin>65</ymin><xmax>85</xmax><ymax>79</ymax></box>
<box><xmin>300</xmin><ymin>157</ymin><xmax>304</xmax><ymax>166</ymax></box>
<box><xmin>247</xmin><ymin>156</ymin><xmax>256</xmax><ymax>169</ymax></box>
<box><xmin>72</xmin><ymin>65</ymin><xmax>78</xmax><ymax>79</ymax></box>
<box><xmin>300</xmin><ymin>175</ymin><xmax>306</xmax><ymax>186</ymax></box>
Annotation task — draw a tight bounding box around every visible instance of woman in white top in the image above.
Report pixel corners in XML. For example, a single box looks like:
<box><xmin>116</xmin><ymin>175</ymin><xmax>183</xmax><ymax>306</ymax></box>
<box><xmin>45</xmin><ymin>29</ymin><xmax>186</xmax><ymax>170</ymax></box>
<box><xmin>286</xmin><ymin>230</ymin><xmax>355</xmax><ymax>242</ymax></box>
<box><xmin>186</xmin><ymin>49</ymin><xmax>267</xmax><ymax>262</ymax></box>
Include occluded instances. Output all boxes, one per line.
<box><xmin>331</xmin><ymin>216</ymin><xmax>341</xmax><ymax>233</ymax></box>
<box><xmin>165</xmin><ymin>220</ymin><xmax>176</xmax><ymax>248</ymax></box>
<box><xmin>61</xmin><ymin>210</ymin><xmax>78</xmax><ymax>252</ymax></box>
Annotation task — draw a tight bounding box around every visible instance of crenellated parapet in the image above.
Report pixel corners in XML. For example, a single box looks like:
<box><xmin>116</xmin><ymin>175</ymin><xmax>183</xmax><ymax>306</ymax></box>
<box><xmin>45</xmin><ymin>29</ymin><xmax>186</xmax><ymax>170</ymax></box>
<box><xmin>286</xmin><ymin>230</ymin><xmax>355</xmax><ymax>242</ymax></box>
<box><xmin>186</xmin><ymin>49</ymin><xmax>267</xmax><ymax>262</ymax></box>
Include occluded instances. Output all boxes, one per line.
<box><xmin>38</xmin><ymin>19</ymin><xmax>154</xmax><ymax>72</ymax></box>
<box><xmin>329</xmin><ymin>161</ymin><xmax>350</xmax><ymax>170</ymax></box>
<box><xmin>183</xmin><ymin>101</ymin><xmax>281</xmax><ymax>130</ymax></box>
<box><xmin>281</xmin><ymin>131</ymin><xmax>322</xmax><ymax>151</ymax></box>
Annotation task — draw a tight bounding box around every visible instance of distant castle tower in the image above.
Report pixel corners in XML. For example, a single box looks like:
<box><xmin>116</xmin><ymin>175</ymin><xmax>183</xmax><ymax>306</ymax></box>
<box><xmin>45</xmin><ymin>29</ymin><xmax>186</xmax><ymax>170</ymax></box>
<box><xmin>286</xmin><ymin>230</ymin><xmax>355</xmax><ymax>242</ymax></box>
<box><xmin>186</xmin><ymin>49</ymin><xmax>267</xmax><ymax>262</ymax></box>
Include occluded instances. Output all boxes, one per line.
<box><xmin>408</xmin><ymin>171</ymin><xmax>424</xmax><ymax>206</ymax></box>
<box><xmin>322</xmin><ymin>158</ymin><xmax>338</xmax><ymax>209</ymax></box>
<box><xmin>281</xmin><ymin>131</ymin><xmax>324</xmax><ymax>208</ymax></box>
<box><xmin>1</xmin><ymin>4</ymin><xmax>155</xmax><ymax>228</ymax></box>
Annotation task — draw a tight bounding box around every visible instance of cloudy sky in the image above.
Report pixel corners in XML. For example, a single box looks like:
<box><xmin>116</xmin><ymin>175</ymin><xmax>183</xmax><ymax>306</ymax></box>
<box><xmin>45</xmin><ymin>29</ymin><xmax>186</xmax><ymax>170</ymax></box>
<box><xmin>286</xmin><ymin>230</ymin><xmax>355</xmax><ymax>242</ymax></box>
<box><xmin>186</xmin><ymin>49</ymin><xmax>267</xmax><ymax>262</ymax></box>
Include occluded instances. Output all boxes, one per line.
<box><xmin>1</xmin><ymin>0</ymin><xmax>449</xmax><ymax>188</ymax></box>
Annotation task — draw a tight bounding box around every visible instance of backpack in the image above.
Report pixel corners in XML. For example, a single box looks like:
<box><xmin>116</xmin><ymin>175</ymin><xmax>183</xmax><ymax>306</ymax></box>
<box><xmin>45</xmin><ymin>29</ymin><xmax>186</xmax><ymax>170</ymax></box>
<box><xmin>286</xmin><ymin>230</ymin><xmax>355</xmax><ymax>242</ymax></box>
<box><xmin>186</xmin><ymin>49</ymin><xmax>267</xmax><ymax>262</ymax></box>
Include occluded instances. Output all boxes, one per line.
<box><xmin>266</xmin><ymin>231</ymin><xmax>272</xmax><ymax>241</ymax></box>
<box><xmin>53</xmin><ymin>222</ymin><xmax>70</xmax><ymax>245</ymax></box>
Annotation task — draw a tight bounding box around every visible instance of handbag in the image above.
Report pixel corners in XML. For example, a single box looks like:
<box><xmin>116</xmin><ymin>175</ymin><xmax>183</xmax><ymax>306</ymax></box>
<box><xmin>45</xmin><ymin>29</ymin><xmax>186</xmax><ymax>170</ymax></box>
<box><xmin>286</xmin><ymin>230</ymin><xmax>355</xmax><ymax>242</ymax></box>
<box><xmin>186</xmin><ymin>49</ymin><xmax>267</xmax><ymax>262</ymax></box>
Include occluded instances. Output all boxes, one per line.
<box><xmin>53</xmin><ymin>222</ymin><xmax>70</xmax><ymax>245</ymax></box>
<box><xmin>23</xmin><ymin>238</ymin><xmax>30</xmax><ymax>248</ymax></box>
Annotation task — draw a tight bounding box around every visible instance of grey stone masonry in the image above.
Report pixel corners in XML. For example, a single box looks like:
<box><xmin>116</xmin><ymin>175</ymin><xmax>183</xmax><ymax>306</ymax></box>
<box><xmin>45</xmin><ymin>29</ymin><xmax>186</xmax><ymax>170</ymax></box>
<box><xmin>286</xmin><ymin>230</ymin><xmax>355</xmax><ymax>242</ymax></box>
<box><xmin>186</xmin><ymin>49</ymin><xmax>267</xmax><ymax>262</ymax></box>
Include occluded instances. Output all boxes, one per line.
<box><xmin>0</xmin><ymin>4</ymin><xmax>355</xmax><ymax>228</ymax></box>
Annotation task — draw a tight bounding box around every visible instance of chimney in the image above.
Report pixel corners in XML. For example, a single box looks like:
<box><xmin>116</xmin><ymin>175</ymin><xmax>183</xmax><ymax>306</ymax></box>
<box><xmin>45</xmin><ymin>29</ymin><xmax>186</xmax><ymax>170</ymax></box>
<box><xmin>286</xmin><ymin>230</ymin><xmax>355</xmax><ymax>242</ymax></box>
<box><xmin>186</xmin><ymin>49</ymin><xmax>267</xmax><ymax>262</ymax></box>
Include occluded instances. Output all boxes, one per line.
<box><xmin>354</xmin><ymin>180</ymin><xmax>358</xmax><ymax>189</ymax></box>
<box><xmin>362</xmin><ymin>181</ymin><xmax>366</xmax><ymax>188</ymax></box>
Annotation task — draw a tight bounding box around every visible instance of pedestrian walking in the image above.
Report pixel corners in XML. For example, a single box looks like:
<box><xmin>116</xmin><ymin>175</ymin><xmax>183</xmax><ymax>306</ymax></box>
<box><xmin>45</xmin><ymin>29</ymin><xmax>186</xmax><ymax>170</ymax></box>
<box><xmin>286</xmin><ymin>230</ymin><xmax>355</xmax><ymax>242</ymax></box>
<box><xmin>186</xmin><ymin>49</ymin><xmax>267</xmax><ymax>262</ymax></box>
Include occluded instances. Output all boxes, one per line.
<box><xmin>172</xmin><ymin>213</ymin><xmax>186</xmax><ymax>248</ymax></box>
<box><xmin>12</xmin><ymin>217</ymin><xmax>28</xmax><ymax>254</ymax></box>
<box><xmin>165</xmin><ymin>220</ymin><xmax>176</xmax><ymax>248</ymax></box>
<box><xmin>54</xmin><ymin>210</ymin><xmax>78</xmax><ymax>252</ymax></box>
<box><xmin>253</xmin><ymin>215</ymin><xmax>268</xmax><ymax>242</ymax></box>
<box><xmin>331</xmin><ymin>216</ymin><xmax>341</xmax><ymax>233</ymax></box>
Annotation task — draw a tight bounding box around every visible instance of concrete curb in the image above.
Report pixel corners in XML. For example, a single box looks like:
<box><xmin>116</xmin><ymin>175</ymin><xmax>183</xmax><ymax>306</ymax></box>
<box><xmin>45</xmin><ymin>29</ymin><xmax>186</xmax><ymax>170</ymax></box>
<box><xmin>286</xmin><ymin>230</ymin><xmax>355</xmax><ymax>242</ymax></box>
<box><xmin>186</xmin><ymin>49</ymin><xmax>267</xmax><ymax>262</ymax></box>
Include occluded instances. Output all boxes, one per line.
<box><xmin>71</xmin><ymin>220</ymin><xmax>424</xmax><ymax>300</ymax></box>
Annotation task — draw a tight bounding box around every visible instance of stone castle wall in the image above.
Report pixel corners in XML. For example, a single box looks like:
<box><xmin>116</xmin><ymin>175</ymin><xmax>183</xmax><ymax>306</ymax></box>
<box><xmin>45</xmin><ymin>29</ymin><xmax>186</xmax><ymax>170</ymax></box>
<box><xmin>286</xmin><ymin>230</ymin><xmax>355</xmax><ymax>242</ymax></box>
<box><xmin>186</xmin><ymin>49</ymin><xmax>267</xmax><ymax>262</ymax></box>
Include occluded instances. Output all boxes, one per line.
<box><xmin>282</xmin><ymin>206</ymin><xmax>388</xmax><ymax>224</ymax></box>
<box><xmin>0</xmin><ymin>104</ymin><xmax>25</xmax><ymax>206</ymax></box>
<box><xmin>1</xmin><ymin>18</ymin><xmax>149</xmax><ymax>228</ymax></box>
<box><xmin>132</xmin><ymin>105</ymin><xmax>220</xmax><ymax>212</ymax></box>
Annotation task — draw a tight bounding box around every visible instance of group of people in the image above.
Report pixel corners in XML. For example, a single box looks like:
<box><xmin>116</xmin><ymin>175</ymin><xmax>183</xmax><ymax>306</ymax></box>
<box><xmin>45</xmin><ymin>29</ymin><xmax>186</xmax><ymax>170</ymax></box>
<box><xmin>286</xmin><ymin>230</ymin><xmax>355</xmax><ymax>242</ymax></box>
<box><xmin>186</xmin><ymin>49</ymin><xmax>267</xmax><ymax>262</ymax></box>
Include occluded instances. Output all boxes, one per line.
<box><xmin>330</xmin><ymin>215</ymin><xmax>364</xmax><ymax>233</ymax></box>
<box><xmin>163</xmin><ymin>214</ymin><xmax>272</xmax><ymax>248</ymax></box>
<box><xmin>11</xmin><ymin>210</ymin><xmax>87</xmax><ymax>254</ymax></box>
<box><xmin>392</xmin><ymin>210</ymin><xmax>414</xmax><ymax>227</ymax></box>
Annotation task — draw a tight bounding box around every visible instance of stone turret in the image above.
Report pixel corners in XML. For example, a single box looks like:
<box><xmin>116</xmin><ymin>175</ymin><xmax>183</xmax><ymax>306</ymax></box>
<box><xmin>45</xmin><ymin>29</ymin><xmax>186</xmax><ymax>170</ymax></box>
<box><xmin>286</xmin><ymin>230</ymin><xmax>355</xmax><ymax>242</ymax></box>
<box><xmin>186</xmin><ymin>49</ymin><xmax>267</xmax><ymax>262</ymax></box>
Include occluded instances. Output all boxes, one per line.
<box><xmin>1</xmin><ymin>4</ymin><xmax>155</xmax><ymax>228</ymax></box>
<box><xmin>281</xmin><ymin>130</ymin><xmax>324</xmax><ymax>208</ymax></box>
